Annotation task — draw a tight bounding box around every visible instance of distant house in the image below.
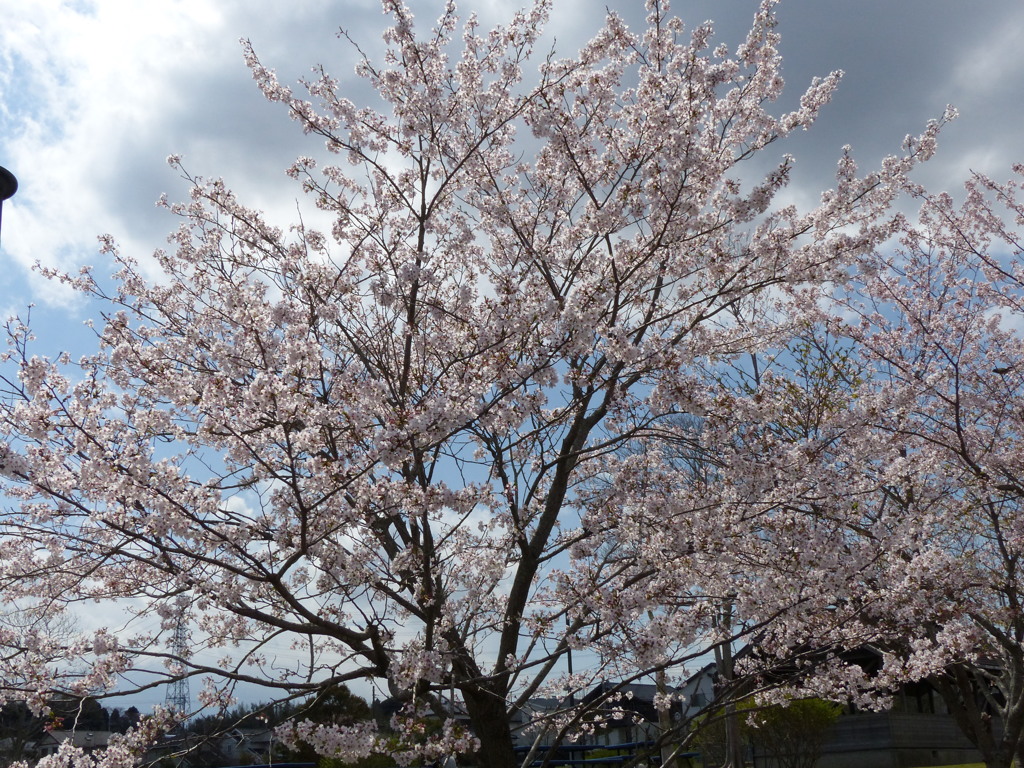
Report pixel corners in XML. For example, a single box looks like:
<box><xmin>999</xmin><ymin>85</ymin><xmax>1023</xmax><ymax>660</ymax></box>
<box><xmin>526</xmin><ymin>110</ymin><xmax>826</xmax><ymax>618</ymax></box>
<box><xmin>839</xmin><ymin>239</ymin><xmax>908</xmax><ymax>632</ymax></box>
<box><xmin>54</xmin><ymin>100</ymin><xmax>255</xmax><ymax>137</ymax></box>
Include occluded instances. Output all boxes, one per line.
<box><xmin>812</xmin><ymin>647</ymin><xmax>981</xmax><ymax>768</ymax></box>
<box><xmin>32</xmin><ymin>730</ymin><xmax>111</xmax><ymax>759</ymax></box>
<box><xmin>679</xmin><ymin>647</ymin><xmax>983</xmax><ymax>768</ymax></box>
<box><xmin>510</xmin><ymin>696</ymin><xmax>563</xmax><ymax>749</ymax></box>
<box><xmin>676</xmin><ymin>663</ymin><xmax>716</xmax><ymax>720</ymax></box>
<box><xmin>142</xmin><ymin>727</ymin><xmax>277</xmax><ymax>768</ymax></box>
<box><xmin>220</xmin><ymin>727</ymin><xmax>277</xmax><ymax>765</ymax></box>
<box><xmin>816</xmin><ymin>706</ymin><xmax>978</xmax><ymax>768</ymax></box>
<box><xmin>509</xmin><ymin>682</ymin><xmax>705</xmax><ymax>766</ymax></box>
<box><xmin>578</xmin><ymin>681</ymin><xmax>682</xmax><ymax>748</ymax></box>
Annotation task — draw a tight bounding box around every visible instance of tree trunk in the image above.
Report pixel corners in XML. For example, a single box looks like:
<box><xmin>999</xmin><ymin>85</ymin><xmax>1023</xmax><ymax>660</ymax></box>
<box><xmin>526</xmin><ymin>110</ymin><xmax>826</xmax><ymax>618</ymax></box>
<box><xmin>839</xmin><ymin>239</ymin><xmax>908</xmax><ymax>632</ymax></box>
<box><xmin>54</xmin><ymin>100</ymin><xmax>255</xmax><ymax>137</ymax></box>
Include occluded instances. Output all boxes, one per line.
<box><xmin>931</xmin><ymin>666</ymin><xmax>1012</xmax><ymax>768</ymax></box>
<box><xmin>462</xmin><ymin>683</ymin><xmax>518</xmax><ymax>768</ymax></box>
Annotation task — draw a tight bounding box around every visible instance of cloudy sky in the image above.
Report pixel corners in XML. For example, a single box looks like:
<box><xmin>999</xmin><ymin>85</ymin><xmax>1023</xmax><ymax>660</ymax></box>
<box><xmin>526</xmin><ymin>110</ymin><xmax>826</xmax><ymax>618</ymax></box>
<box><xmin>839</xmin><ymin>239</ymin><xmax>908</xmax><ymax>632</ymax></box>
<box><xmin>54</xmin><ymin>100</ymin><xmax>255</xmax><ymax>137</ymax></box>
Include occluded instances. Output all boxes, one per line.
<box><xmin>0</xmin><ymin>0</ymin><xmax>1022</xmax><ymax>710</ymax></box>
<box><xmin>1</xmin><ymin>0</ymin><xmax>1022</xmax><ymax>326</ymax></box>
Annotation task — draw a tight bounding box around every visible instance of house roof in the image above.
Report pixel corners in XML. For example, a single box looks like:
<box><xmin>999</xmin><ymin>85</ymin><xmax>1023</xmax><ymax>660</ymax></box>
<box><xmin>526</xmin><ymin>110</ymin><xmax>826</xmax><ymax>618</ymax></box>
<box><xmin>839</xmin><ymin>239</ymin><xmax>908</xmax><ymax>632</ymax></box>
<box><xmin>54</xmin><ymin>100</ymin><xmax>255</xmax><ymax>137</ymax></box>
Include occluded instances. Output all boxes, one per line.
<box><xmin>41</xmin><ymin>730</ymin><xmax>112</xmax><ymax>749</ymax></box>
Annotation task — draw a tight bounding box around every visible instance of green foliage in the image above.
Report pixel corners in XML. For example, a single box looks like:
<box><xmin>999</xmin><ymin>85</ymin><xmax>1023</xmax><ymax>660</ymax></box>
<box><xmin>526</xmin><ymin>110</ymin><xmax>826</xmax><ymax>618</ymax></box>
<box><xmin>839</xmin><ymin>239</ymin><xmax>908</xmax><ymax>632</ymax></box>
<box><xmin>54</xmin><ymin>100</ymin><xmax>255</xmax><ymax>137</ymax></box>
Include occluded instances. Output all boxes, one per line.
<box><xmin>748</xmin><ymin>698</ymin><xmax>841</xmax><ymax>768</ymax></box>
<box><xmin>692</xmin><ymin>697</ymin><xmax>840</xmax><ymax>768</ymax></box>
<box><xmin>691</xmin><ymin>698</ymin><xmax>756</xmax><ymax>767</ymax></box>
<box><xmin>302</xmin><ymin>685</ymin><xmax>372</xmax><ymax>726</ymax></box>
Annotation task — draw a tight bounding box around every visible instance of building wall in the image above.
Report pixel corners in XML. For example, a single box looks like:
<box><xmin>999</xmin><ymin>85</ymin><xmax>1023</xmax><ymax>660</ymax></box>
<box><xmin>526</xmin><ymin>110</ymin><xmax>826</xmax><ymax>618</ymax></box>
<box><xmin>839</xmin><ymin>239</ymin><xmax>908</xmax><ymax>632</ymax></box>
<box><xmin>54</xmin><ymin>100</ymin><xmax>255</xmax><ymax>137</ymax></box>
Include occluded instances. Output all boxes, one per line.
<box><xmin>815</xmin><ymin>712</ymin><xmax>980</xmax><ymax>768</ymax></box>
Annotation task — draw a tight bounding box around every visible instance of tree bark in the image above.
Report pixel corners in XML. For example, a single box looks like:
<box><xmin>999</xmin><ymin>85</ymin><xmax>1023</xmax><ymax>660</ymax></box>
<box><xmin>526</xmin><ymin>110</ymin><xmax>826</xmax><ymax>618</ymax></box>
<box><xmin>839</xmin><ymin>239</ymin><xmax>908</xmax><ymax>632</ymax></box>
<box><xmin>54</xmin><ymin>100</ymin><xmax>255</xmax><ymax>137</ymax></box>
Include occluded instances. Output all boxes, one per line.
<box><xmin>931</xmin><ymin>665</ymin><xmax>1013</xmax><ymax>768</ymax></box>
<box><xmin>462</xmin><ymin>683</ymin><xmax>518</xmax><ymax>768</ymax></box>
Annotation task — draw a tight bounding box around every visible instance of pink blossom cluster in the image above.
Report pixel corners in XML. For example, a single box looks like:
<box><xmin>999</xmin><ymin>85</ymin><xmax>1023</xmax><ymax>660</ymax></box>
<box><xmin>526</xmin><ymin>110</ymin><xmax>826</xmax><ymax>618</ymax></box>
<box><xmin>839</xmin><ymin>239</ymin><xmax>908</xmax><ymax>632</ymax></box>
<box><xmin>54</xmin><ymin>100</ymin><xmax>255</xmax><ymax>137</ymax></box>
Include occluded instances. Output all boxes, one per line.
<box><xmin>0</xmin><ymin>0</ymin><xmax>1012</xmax><ymax>765</ymax></box>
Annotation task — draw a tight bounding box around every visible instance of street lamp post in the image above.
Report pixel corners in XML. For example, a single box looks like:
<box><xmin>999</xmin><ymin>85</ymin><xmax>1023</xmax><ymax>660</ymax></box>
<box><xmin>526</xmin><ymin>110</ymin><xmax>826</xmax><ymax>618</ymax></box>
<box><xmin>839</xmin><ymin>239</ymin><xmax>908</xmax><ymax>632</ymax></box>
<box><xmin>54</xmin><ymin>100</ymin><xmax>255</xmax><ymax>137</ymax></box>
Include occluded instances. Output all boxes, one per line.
<box><xmin>0</xmin><ymin>165</ymin><xmax>19</xmax><ymax>246</ymax></box>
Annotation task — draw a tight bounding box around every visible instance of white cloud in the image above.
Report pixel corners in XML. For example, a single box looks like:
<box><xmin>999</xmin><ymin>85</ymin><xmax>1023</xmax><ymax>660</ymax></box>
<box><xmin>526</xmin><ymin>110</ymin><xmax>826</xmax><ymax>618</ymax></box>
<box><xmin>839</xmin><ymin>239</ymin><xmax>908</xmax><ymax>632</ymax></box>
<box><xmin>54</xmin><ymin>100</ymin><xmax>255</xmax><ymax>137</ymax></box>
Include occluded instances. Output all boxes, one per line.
<box><xmin>949</xmin><ymin>11</ymin><xmax>1024</xmax><ymax>99</ymax></box>
<box><xmin>0</xmin><ymin>0</ymin><xmax>356</xmax><ymax>305</ymax></box>
<box><xmin>2</xmin><ymin>0</ymin><xmax>1018</xmax><ymax>311</ymax></box>
<box><xmin>0</xmin><ymin>0</ymin><xmax>233</xmax><ymax>301</ymax></box>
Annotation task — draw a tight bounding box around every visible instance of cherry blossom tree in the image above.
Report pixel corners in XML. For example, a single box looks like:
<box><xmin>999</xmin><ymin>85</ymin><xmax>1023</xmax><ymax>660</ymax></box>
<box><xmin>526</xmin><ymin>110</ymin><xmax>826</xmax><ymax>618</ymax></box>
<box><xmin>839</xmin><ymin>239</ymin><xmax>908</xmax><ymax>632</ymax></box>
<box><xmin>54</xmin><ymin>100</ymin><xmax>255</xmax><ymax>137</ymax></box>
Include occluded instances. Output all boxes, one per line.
<box><xmin>836</xmin><ymin>170</ymin><xmax>1024</xmax><ymax>768</ymax></box>
<box><xmin>0</xmin><ymin>1</ymin><xmax>946</xmax><ymax>766</ymax></box>
<box><xmin>686</xmin><ymin>168</ymin><xmax>1024</xmax><ymax>768</ymax></box>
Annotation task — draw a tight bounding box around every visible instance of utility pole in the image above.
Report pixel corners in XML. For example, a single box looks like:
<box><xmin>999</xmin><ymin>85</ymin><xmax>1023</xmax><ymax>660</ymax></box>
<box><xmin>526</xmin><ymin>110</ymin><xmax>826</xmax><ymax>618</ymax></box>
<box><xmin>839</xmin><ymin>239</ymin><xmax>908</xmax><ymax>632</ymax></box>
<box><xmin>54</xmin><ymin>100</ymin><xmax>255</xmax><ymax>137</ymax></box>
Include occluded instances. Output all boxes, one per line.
<box><xmin>656</xmin><ymin>667</ymin><xmax>678</xmax><ymax>768</ymax></box>
<box><xmin>713</xmin><ymin>600</ymin><xmax>744</xmax><ymax>768</ymax></box>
